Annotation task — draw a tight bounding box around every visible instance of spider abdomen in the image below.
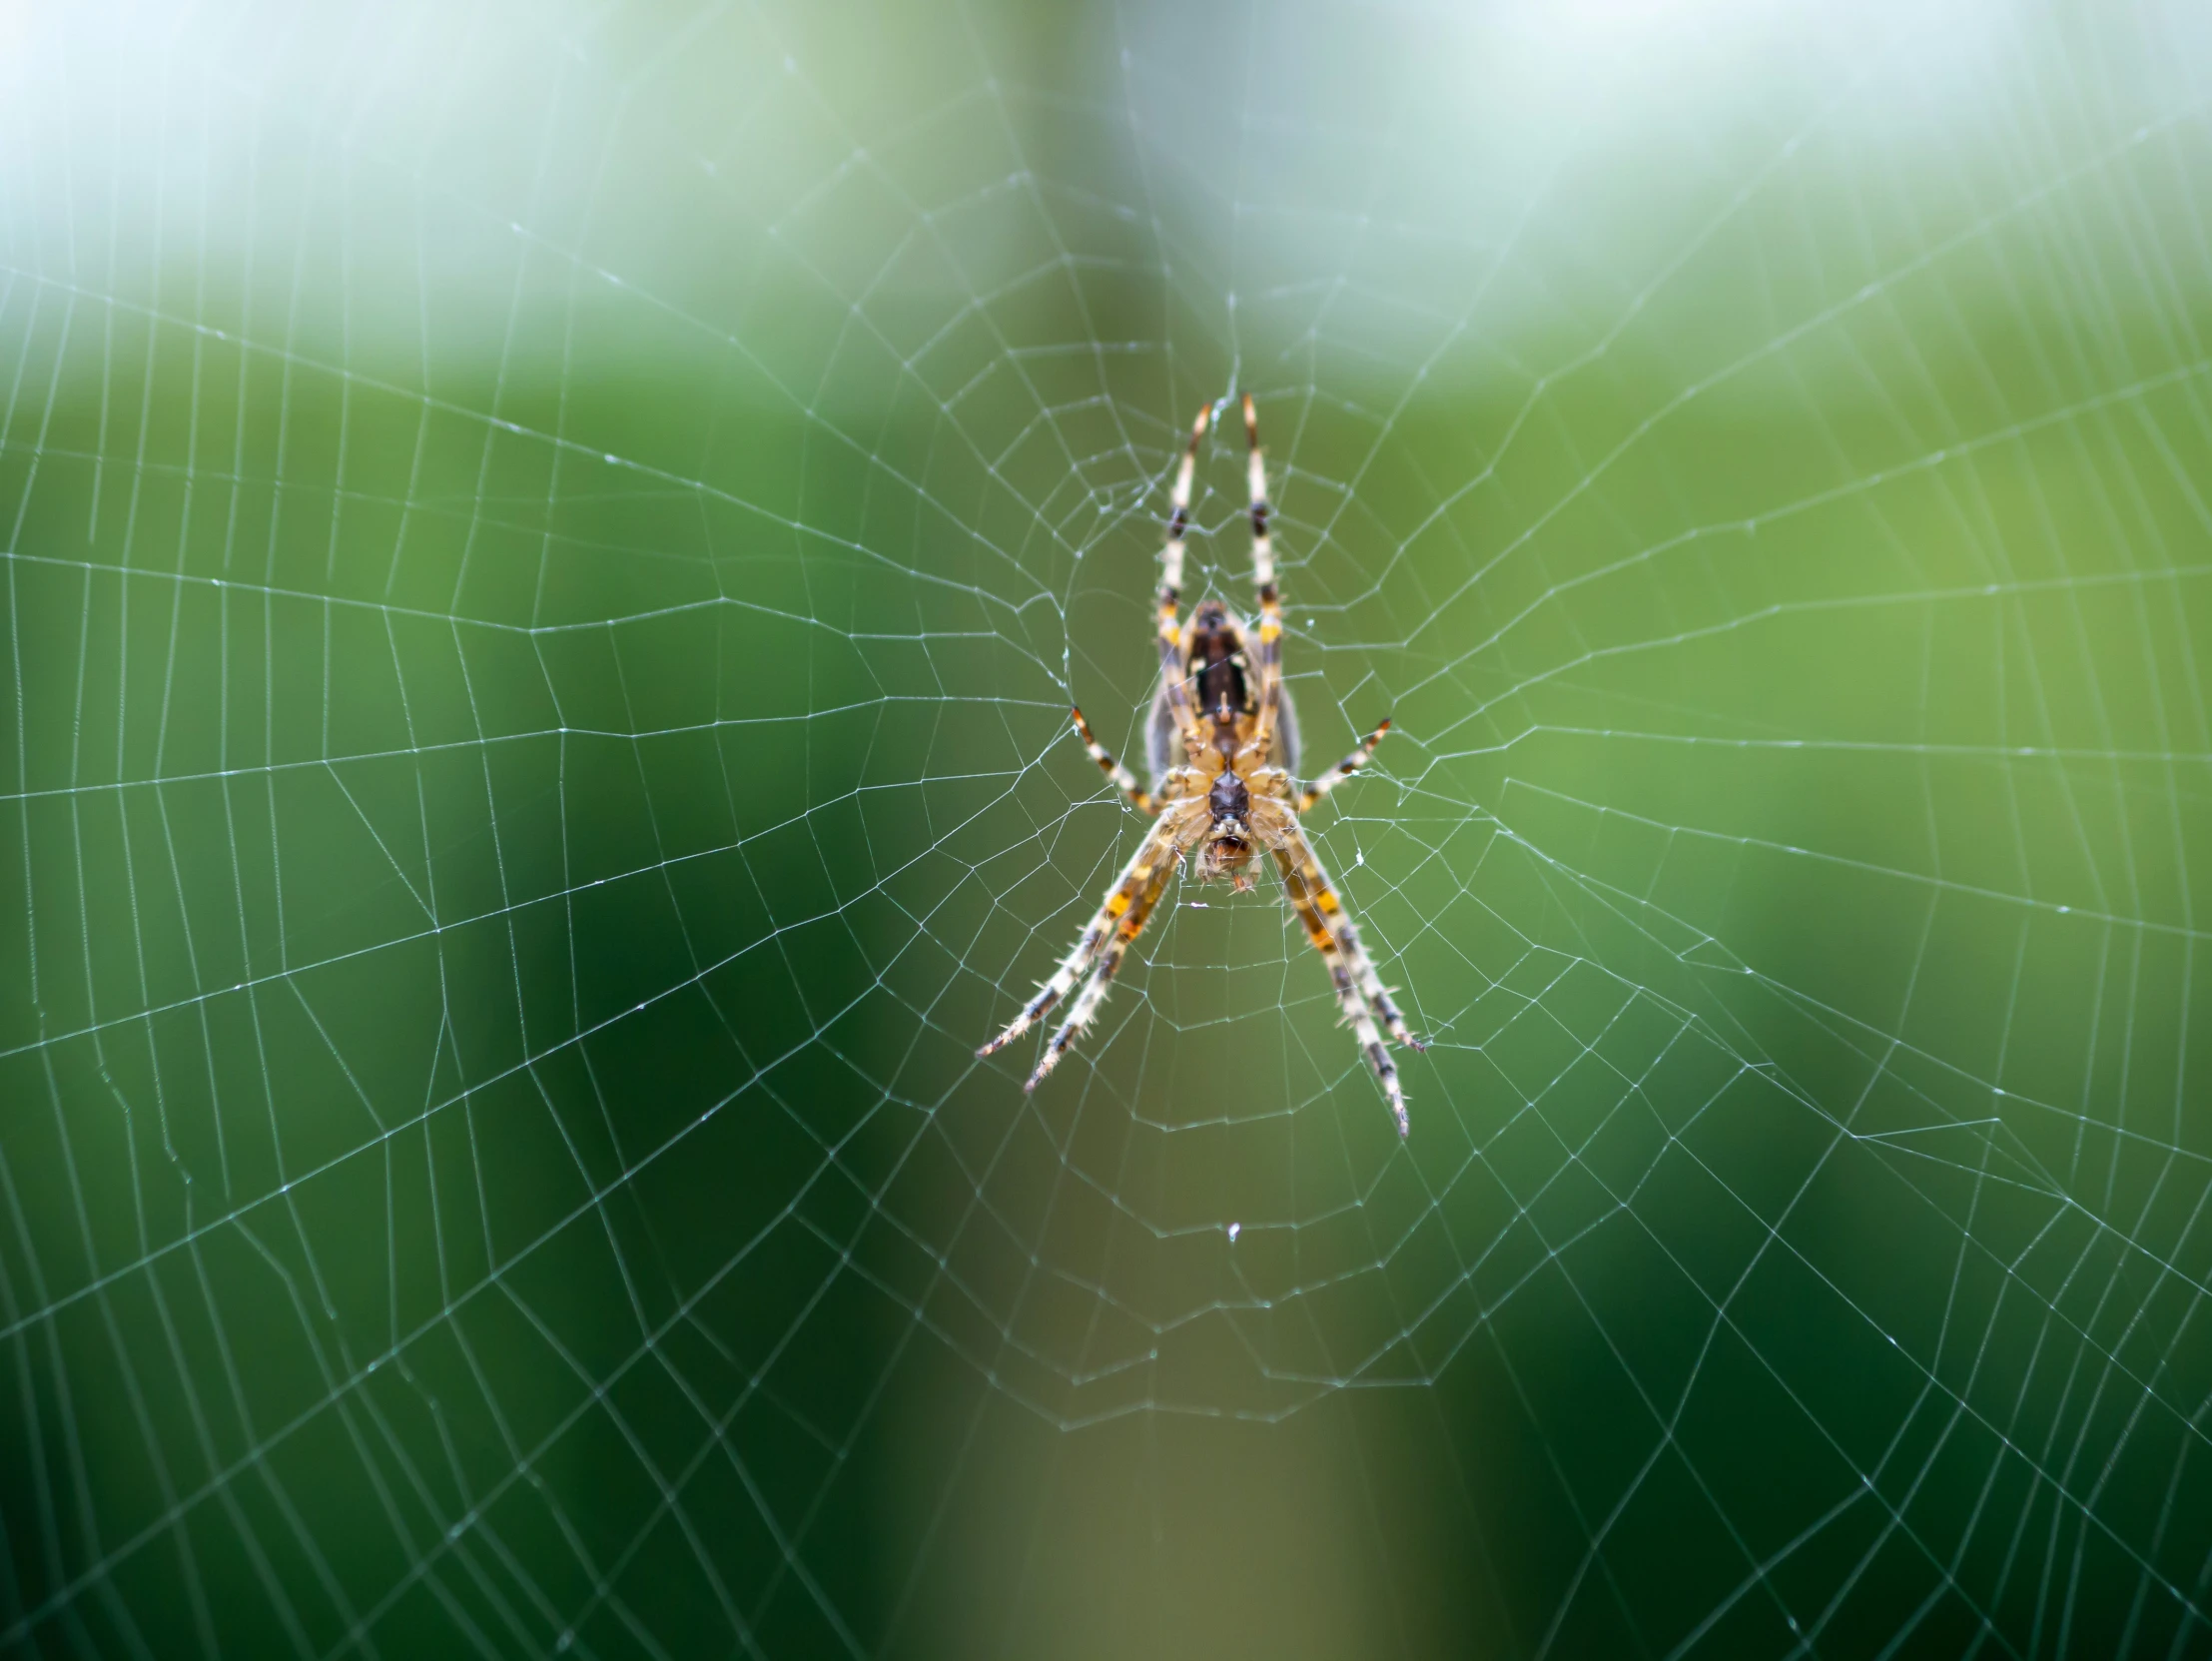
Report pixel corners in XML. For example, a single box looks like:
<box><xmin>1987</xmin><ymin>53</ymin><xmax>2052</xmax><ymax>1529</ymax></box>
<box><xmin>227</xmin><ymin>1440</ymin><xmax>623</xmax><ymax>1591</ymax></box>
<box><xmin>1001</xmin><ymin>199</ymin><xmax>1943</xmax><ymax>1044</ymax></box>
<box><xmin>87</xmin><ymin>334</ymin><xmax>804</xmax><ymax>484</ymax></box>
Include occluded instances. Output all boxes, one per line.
<box><xmin>1146</xmin><ymin>626</ymin><xmax>1299</xmax><ymax>782</ymax></box>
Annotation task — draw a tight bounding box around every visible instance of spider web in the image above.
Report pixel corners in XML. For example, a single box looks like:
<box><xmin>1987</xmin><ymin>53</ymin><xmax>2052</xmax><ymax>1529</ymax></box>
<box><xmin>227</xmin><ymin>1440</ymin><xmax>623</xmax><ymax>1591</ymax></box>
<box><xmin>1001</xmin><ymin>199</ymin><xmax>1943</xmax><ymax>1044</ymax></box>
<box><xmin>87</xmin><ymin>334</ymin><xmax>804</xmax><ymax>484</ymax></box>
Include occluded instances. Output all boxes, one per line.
<box><xmin>5</xmin><ymin>0</ymin><xmax>2212</xmax><ymax>1654</ymax></box>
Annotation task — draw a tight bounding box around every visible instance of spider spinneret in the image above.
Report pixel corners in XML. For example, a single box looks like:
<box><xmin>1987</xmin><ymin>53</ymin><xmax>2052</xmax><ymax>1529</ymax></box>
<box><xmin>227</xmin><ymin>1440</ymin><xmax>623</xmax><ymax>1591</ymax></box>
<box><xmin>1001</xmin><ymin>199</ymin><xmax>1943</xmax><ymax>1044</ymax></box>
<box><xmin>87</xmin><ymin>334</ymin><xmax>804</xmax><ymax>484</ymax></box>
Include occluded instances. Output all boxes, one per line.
<box><xmin>982</xmin><ymin>396</ymin><xmax>1422</xmax><ymax>1136</ymax></box>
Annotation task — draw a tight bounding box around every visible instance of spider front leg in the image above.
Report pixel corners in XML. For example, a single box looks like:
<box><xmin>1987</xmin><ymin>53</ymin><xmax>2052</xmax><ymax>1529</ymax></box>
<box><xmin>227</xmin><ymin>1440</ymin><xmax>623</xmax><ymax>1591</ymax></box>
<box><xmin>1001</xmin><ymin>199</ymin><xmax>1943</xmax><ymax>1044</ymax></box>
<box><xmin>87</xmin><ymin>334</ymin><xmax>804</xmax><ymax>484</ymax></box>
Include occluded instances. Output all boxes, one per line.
<box><xmin>1023</xmin><ymin>845</ymin><xmax>1180</xmax><ymax>1090</ymax></box>
<box><xmin>1155</xmin><ymin>404</ymin><xmax>1212</xmax><ymax>755</ymax></box>
<box><xmin>1270</xmin><ymin>829</ymin><xmax>1420</xmax><ymax>1138</ymax></box>
<box><xmin>982</xmin><ymin>806</ymin><xmax>1201</xmax><ymax>1064</ymax></box>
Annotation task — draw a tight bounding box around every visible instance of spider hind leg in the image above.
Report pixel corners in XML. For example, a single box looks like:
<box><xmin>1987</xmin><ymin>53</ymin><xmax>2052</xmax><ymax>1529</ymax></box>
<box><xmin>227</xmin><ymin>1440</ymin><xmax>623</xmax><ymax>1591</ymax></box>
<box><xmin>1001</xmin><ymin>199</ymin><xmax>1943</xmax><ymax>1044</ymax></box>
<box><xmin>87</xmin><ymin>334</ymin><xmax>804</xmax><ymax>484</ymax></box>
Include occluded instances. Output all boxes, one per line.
<box><xmin>1152</xmin><ymin>406</ymin><xmax>1213</xmax><ymax>759</ymax></box>
<box><xmin>1241</xmin><ymin>396</ymin><xmax>1290</xmax><ymax>763</ymax></box>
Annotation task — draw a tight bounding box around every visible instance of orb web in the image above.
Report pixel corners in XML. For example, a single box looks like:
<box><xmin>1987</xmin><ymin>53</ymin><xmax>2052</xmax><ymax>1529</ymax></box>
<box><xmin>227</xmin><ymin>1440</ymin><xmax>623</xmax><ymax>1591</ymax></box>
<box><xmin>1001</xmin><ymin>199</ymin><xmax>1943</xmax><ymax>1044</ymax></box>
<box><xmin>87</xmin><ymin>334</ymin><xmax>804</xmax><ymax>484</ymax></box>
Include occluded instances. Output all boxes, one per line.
<box><xmin>4</xmin><ymin>0</ymin><xmax>2212</xmax><ymax>1655</ymax></box>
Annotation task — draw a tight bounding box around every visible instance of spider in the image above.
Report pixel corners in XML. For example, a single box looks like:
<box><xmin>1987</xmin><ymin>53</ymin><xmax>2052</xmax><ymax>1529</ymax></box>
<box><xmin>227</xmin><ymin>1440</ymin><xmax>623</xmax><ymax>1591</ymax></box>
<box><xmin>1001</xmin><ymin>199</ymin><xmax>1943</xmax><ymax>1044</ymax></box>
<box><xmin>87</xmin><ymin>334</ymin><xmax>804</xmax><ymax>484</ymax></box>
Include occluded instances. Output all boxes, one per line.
<box><xmin>982</xmin><ymin>396</ymin><xmax>1423</xmax><ymax>1136</ymax></box>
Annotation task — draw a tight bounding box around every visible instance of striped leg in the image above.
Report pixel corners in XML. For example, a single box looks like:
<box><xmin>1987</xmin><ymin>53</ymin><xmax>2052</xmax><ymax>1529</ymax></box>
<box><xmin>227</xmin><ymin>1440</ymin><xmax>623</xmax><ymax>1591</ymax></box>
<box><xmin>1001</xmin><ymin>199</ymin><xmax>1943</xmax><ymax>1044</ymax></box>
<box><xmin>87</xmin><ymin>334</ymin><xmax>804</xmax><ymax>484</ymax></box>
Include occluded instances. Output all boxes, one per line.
<box><xmin>1024</xmin><ymin>849</ymin><xmax>1179</xmax><ymax>1091</ymax></box>
<box><xmin>1272</xmin><ymin>832</ymin><xmax>1417</xmax><ymax>1137</ymax></box>
<box><xmin>1346</xmin><ymin>923</ymin><xmax>1420</xmax><ymax>1054</ymax></box>
<box><xmin>982</xmin><ymin>807</ymin><xmax>1199</xmax><ymax>1061</ymax></box>
<box><xmin>1242</xmin><ymin>395</ymin><xmax>1288</xmax><ymax>763</ymax></box>
<box><xmin>1071</xmin><ymin>707</ymin><xmax>1156</xmax><ymax>814</ymax></box>
<box><xmin>1308</xmin><ymin>840</ymin><xmax>1420</xmax><ymax>1053</ymax></box>
<box><xmin>1305</xmin><ymin>862</ymin><xmax>1420</xmax><ymax>1053</ymax></box>
<box><xmin>1155</xmin><ymin>405</ymin><xmax>1211</xmax><ymax>755</ymax></box>
<box><xmin>1295</xmin><ymin>719</ymin><xmax>1392</xmax><ymax>812</ymax></box>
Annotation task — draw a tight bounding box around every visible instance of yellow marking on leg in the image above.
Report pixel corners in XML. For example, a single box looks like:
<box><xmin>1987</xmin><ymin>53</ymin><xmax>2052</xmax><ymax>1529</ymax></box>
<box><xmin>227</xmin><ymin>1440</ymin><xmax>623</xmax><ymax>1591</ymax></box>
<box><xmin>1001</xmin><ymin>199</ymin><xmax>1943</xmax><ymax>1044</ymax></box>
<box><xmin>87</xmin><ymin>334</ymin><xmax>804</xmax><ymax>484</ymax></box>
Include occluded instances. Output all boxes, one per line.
<box><xmin>1272</xmin><ymin>839</ymin><xmax>1416</xmax><ymax>1136</ymax></box>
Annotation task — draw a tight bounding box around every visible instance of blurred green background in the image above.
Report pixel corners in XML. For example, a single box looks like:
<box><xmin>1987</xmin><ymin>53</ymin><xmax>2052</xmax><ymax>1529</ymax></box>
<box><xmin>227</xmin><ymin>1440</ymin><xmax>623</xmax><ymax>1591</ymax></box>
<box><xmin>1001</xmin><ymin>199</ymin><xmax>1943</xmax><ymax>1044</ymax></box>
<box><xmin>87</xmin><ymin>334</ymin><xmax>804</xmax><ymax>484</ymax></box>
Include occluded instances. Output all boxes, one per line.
<box><xmin>5</xmin><ymin>0</ymin><xmax>2212</xmax><ymax>1655</ymax></box>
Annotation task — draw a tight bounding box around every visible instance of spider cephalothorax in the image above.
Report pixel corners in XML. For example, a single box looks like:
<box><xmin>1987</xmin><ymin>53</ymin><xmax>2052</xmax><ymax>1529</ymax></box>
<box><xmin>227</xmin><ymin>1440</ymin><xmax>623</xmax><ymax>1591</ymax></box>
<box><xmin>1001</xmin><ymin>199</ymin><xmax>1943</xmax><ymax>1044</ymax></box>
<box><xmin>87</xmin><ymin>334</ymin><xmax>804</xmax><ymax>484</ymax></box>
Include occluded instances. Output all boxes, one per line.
<box><xmin>1197</xmin><ymin>763</ymin><xmax>1255</xmax><ymax>887</ymax></box>
<box><xmin>982</xmin><ymin>397</ymin><xmax>1423</xmax><ymax>1136</ymax></box>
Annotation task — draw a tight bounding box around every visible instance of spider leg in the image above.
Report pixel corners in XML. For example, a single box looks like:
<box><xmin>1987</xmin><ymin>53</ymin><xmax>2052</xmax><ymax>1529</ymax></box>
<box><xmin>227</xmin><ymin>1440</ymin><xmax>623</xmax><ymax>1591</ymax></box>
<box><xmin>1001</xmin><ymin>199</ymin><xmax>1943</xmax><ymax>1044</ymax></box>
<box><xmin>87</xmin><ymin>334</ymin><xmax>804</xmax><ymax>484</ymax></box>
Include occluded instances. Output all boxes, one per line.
<box><xmin>1282</xmin><ymin>826</ymin><xmax>1420</xmax><ymax>1053</ymax></box>
<box><xmin>1155</xmin><ymin>405</ymin><xmax>1211</xmax><ymax>755</ymax></box>
<box><xmin>1295</xmin><ymin>719</ymin><xmax>1392</xmax><ymax>813</ymax></box>
<box><xmin>1270</xmin><ymin>828</ymin><xmax>1419</xmax><ymax>1138</ymax></box>
<box><xmin>1070</xmin><ymin>706</ymin><xmax>1157</xmax><ymax>814</ymax></box>
<box><xmin>982</xmin><ymin>806</ymin><xmax>1200</xmax><ymax>1061</ymax></box>
<box><xmin>1241</xmin><ymin>395</ymin><xmax>1288</xmax><ymax>764</ymax></box>
<box><xmin>1024</xmin><ymin>846</ymin><xmax>1180</xmax><ymax>1090</ymax></box>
